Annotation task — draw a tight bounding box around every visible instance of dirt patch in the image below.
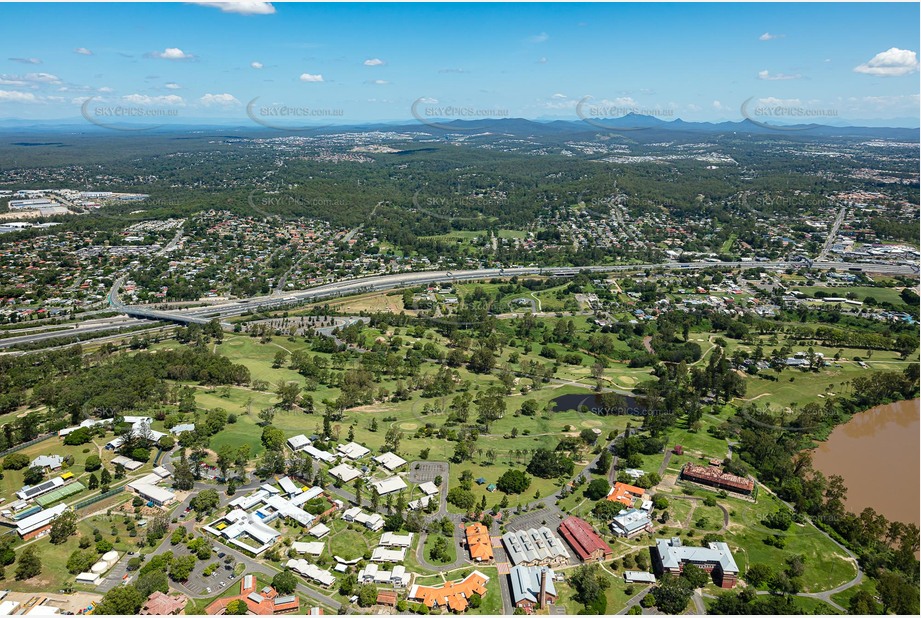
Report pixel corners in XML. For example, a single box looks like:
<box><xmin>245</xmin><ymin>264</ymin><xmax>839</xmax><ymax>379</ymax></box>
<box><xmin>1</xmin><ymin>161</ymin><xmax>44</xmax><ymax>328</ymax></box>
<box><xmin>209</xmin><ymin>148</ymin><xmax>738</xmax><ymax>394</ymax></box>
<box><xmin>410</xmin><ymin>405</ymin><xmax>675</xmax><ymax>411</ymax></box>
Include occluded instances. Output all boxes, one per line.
<box><xmin>399</xmin><ymin>422</ymin><xmax>418</xmax><ymax>430</ymax></box>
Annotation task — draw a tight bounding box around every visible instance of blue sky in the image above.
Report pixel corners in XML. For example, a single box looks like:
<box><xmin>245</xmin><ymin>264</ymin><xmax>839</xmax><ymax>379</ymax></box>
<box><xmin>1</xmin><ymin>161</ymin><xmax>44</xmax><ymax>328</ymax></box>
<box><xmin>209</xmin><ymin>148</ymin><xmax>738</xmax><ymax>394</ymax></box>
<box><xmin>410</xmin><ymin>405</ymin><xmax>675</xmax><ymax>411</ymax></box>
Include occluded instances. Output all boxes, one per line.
<box><xmin>0</xmin><ymin>1</ymin><xmax>918</xmax><ymax>126</ymax></box>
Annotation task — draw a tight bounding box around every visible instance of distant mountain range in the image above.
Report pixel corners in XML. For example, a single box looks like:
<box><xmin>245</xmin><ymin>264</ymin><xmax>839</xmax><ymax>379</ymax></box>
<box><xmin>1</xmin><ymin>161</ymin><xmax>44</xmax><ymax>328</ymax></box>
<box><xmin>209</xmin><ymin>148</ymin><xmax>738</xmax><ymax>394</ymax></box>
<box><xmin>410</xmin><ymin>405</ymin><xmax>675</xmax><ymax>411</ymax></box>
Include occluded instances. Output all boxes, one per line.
<box><xmin>0</xmin><ymin>113</ymin><xmax>917</xmax><ymax>141</ymax></box>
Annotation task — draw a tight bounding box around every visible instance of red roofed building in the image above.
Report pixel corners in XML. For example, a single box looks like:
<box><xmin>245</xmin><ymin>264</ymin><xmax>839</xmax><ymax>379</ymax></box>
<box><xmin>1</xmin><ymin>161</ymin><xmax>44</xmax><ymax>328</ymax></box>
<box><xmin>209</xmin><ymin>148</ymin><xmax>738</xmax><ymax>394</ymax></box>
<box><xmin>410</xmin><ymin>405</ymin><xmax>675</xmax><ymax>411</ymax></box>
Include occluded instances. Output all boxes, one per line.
<box><xmin>205</xmin><ymin>574</ymin><xmax>300</xmax><ymax>615</ymax></box>
<box><xmin>140</xmin><ymin>591</ymin><xmax>187</xmax><ymax>615</ymax></box>
<box><xmin>681</xmin><ymin>463</ymin><xmax>754</xmax><ymax>495</ymax></box>
<box><xmin>558</xmin><ymin>516</ymin><xmax>612</xmax><ymax>563</ymax></box>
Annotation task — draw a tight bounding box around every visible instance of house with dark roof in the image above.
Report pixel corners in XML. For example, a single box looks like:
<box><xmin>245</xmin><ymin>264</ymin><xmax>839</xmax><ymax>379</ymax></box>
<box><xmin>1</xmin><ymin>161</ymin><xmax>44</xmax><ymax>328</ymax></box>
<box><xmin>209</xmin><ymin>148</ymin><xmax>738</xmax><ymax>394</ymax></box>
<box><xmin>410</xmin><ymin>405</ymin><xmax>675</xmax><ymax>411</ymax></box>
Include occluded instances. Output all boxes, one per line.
<box><xmin>557</xmin><ymin>516</ymin><xmax>612</xmax><ymax>563</ymax></box>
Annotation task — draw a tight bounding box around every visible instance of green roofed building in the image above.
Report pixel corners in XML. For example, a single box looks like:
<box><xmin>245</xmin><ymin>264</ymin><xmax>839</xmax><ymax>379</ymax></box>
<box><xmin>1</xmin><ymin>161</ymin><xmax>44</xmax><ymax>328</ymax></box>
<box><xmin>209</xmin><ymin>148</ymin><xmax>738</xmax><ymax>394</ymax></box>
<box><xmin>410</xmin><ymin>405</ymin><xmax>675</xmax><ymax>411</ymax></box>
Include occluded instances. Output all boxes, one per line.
<box><xmin>35</xmin><ymin>481</ymin><xmax>85</xmax><ymax>507</ymax></box>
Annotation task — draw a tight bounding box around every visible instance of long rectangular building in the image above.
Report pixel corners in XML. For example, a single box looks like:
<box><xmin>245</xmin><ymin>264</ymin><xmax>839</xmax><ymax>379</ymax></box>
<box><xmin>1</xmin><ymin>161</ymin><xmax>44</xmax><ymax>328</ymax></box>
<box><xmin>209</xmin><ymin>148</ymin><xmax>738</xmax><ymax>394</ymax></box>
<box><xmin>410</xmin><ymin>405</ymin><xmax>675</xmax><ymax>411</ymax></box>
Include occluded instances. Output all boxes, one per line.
<box><xmin>502</xmin><ymin>527</ymin><xmax>570</xmax><ymax>567</ymax></box>
<box><xmin>558</xmin><ymin>516</ymin><xmax>612</xmax><ymax>562</ymax></box>
<box><xmin>16</xmin><ymin>503</ymin><xmax>69</xmax><ymax>539</ymax></box>
<box><xmin>681</xmin><ymin>463</ymin><xmax>754</xmax><ymax>495</ymax></box>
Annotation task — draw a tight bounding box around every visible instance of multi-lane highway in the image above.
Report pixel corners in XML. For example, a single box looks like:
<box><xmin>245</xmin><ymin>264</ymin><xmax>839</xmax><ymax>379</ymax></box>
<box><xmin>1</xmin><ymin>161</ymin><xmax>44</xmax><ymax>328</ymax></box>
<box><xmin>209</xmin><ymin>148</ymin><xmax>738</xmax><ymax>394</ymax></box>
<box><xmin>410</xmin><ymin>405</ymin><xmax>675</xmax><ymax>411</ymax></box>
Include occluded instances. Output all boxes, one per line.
<box><xmin>140</xmin><ymin>260</ymin><xmax>919</xmax><ymax>323</ymax></box>
<box><xmin>2</xmin><ymin>259</ymin><xmax>917</xmax><ymax>352</ymax></box>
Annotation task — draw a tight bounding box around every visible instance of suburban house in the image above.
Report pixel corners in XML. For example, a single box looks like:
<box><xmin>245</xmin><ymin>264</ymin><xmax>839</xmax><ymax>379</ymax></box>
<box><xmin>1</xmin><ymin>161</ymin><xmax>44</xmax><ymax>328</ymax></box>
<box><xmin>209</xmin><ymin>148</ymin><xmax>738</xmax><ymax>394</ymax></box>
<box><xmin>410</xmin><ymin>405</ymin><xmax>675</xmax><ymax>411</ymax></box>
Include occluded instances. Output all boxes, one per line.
<box><xmin>358</xmin><ymin>563</ymin><xmax>411</xmax><ymax>588</ymax></box>
<box><xmin>502</xmin><ymin>527</ymin><xmax>570</xmax><ymax>567</ymax></box>
<box><xmin>379</xmin><ymin>531</ymin><xmax>413</xmax><ymax>548</ymax></box>
<box><xmin>465</xmin><ymin>523</ymin><xmax>494</xmax><ymax>562</ymax></box>
<box><xmin>342</xmin><ymin>507</ymin><xmax>384</xmax><ymax>531</ymax></box>
<box><xmin>329</xmin><ymin>463</ymin><xmax>362</xmax><ymax>483</ymax></box>
<box><xmin>336</xmin><ymin>441</ymin><xmax>370</xmax><ymax>460</ymax></box>
<box><xmin>408</xmin><ymin>571</ymin><xmax>490</xmax><ymax>613</ymax></box>
<box><xmin>29</xmin><ymin>455</ymin><xmax>64</xmax><ymax>471</ymax></box>
<box><xmin>653</xmin><ymin>537</ymin><xmax>740</xmax><ymax>588</ymax></box>
<box><xmin>286</xmin><ymin>559</ymin><xmax>336</xmax><ymax>587</ymax></box>
<box><xmin>557</xmin><ymin>516</ymin><xmax>613</xmax><ymax>563</ymax></box>
<box><xmin>373</xmin><ymin>452</ymin><xmax>407</xmax><ymax>471</ymax></box>
<box><xmin>509</xmin><ymin>566</ymin><xmax>557</xmax><ymax>611</ymax></box>
<box><xmin>286</xmin><ymin>434</ymin><xmax>311</xmax><ymax>451</ymax></box>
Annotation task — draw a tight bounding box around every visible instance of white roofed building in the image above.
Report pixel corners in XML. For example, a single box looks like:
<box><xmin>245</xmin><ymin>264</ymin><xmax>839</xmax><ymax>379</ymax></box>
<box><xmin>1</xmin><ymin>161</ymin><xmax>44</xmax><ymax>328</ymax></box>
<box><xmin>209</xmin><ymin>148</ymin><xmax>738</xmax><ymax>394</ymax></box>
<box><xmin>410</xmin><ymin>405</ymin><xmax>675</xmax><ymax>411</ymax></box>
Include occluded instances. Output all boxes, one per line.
<box><xmin>373</xmin><ymin>452</ymin><xmax>407</xmax><ymax>471</ymax></box>
<box><xmin>371</xmin><ymin>476</ymin><xmax>407</xmax><ymax>496</ymax></box>
<box><xmin>337</xmin><ymin>442</ymin><xmax>370</xmax><ymax>460</ymax></box>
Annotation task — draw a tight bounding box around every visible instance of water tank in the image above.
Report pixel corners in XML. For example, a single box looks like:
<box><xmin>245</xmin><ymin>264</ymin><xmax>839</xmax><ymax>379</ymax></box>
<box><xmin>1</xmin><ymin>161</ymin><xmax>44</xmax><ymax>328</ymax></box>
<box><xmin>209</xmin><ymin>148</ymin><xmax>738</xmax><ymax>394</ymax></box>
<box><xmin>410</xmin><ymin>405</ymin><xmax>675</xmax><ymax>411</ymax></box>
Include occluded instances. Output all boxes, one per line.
<box><xmin>91</xmin><ymin>561</ymin><xmax>108</xmax><ymax>574</ymax></box>
<box><xmin>102</xmin><ymin>551</ymin><xmax>119</xmax><ymax>562</ymax></box>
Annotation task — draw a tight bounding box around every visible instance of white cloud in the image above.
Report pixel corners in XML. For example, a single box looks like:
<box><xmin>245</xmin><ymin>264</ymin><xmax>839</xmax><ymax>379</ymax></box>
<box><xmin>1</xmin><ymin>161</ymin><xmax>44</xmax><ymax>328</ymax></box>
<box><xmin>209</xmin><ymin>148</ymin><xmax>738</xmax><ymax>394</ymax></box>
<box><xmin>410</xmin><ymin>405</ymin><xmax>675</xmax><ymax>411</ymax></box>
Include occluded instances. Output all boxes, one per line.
<box><xmin>529</xmin><ymin>32</ymin><xmax>549</xmax><ymax>44</ymax></box>
<box><xmin>165</xmin><ymin>82</ymin><xmax>181</xmax><ymax>90</ymax></box>
<box><xmin>363</xmin><ymin>58</ymin><xmax>385</xmax><ymax>67</ymax></box>
<box><xmin>551</xmin><ymin>93</ymin><xmax>567</xmax><ymax>99</ymax></box>
<box><xmin>74</xmin><ymin>47</ymin><xmax>93</xmax><ymax>56</ymax></box>
<box><xmin>759</xmin><ymin>32</ymin><xmax>784</xmax><ymax>41</ymax></box>
<box><xmin>149</xmin><ymin>48</ymin><xmax>194</xmax><ymax>61</ymax></box>
<box><xmin>0</xmin><ymin>76</ymin><xmax>27</xmax><ymax>87</ymax></box>
<box><xmin>537</xmin><ymin>57</ymin><xmax>548</xmax><ymax>64</ymax></box>
<box><xmin>712</xmin><ymin>100</ymin><xmax>726</xmax><ymax>111</ymax></box>
<box><xmin>250</xmin><ymin>61</ymin><xmax>263</xmax><ymax>69</ymax></box>
<box><xmin>200</xmin><ymin>92</ymin><xmax>240</xmax><ymax>106</ymax></box>
<box><xmin>299</xmin><ymin>73</ymin><xmax>324</xmax><ymax>82</ymax></box>
<box><xmin>686</xmin><ymin>103</ymin><xmax>702</xmax><ymax>112</ymax></box>
<box><xmin>854</xmin><ymin>47</ymin><xmax>919</xmax><ymax>77</ymax></box>
<box><xmin>419</xmin><ymin>97</ymin><xmax>438</xmax><ymax>104</ymax></box>
<box><xmin>758</xmin><ymin>70</ymin><xmax>801</xmax><ymax>81</ymax></box>
<box><xmin>367</xmin><ymin>79</ymin><xmax>388</xmax><ymax>85</ymax></box>
<box><xmin>190</xmin><ymin>2</ymin><xmax>275</xmax><ymax>15</ymax></box>
<box><xmin>98</xmin><ymin>86</ymin><xmax>114</xmax><ymax>93</ymax></box>
<box><xmin>122</xmin><ymin>93</ymin><xmax>185</xmax><ymax>106</ymax></box>
<box><xmin>756</xmin><ymin>96</ymin><xmax>802</xmax><ymax>106</ymax></box>
<box><xmin>8</xmin><ymin>57</ymin><xmax>41</xmax><ymax>65</ymax></box>
<box><xmin>0</xmin><ymin>90</ymin><xmax>37</xmax><ymax>102</ymax></box>
<box><xmin>24</xmin><ymin>72</ymin><xmax>61</xmax><ymax>84</ymax></box>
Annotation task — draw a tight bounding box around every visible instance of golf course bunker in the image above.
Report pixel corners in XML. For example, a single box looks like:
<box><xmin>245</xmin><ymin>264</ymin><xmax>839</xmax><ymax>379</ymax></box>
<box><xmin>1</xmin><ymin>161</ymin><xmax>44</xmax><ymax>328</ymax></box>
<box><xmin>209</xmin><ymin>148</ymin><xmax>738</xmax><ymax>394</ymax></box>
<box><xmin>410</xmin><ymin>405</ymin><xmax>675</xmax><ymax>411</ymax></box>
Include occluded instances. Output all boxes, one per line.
<box><xmin>400</xmin><ymin>422</ymin><xmax>418</xmax><ymax>430</ymax></box>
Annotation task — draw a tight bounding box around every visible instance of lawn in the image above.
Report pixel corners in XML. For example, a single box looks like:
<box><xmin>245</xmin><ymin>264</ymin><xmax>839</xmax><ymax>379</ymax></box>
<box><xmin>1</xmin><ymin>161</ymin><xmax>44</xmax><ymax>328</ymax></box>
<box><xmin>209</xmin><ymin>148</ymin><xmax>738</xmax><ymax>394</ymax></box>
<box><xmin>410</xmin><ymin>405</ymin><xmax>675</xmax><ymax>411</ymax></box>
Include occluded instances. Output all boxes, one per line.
<box><xmin>467</xmin><ymin>566</ymin><xmax>503</xmax><ymax>615</ymax></box>
<box><xmin>554</xmin><ymin>568</ymin><xmax>636</xmax><ymax>614</ymax></box>
<box><xmin>422</xmin><ymin>530</ymin><xmax>456</xmax><ymax>565</ymax></box>
<box><xmin>326</xmin><ymin>519</ymin><xmax>376</xmax><ymax>561</ymax></box>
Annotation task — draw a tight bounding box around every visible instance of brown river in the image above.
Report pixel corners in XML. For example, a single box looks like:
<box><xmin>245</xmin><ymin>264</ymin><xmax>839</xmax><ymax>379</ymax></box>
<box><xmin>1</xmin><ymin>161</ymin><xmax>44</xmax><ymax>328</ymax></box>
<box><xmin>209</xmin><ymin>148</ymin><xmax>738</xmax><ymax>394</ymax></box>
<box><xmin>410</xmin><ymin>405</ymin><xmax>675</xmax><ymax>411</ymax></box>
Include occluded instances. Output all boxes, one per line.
<box><xmin>812</xmin><ymin>399</ymin><xmax>920</xmax><ymax>526</ymax></box>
